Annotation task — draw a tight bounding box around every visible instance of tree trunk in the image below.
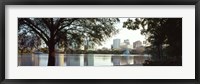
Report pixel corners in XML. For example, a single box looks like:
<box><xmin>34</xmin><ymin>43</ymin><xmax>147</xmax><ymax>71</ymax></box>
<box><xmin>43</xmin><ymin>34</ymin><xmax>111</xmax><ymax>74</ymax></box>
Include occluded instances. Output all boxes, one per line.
<box><xmin>48</xmin><ymin>43</ymin><xmax>55</xmax><ymax>66</ymax></box>
<box><xmin>157</xmin><ymin>44</ymin><xmax>163</xmax><ymax>61</ymax></box>
<box><xmin>48</xmin><ymin>27</ymin><xmax>56</xmax><ymax>66</ymax></box>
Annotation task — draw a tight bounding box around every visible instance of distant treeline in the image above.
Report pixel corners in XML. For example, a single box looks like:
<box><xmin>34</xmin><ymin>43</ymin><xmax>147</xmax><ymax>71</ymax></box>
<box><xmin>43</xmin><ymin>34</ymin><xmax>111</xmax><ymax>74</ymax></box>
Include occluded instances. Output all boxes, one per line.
<box><xmin>19</xmin><ymin>47</ymin><xmax>146</xmax><ymax>54</ymax></box>
<box><xmin>63</xmin><ymin>49</ymin><xmax>145</xmax><ymax>54</ymax></box>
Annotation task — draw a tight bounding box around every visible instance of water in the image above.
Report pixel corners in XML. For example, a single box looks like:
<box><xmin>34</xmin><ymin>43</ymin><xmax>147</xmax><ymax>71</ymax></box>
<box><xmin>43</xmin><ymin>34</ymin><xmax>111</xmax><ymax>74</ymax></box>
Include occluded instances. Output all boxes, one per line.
<box><xmin>18</xmin><ymin>54</ymin><xmax>151</xmax><ymax>66</ymax></box>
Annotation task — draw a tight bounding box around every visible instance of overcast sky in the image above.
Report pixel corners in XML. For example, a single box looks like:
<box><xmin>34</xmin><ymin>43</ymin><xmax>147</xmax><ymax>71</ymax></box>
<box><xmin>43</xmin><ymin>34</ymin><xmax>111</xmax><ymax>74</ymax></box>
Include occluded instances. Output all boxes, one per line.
<box><xmin>96</xmin><ymin>18</ymin><xmax>146</xmax><ymax>49</ymax></box>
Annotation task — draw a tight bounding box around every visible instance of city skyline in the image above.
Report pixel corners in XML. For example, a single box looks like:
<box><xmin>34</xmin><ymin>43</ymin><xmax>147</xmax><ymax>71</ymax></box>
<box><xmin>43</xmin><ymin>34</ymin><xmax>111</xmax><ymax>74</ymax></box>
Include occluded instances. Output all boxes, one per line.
<box><xmin>96</xmin><ymin>18</ymin><xmax>146</xmax><ymax>49</ymax></box>
<box><xmin>109</xmin><ymin>38</ymin><xmax>143</xmax><ymax>50</ymax></box>
<box><xmin>18</xmin><ymin>18</ymin><xmax>182</xmax><ymax>66</ymax></box>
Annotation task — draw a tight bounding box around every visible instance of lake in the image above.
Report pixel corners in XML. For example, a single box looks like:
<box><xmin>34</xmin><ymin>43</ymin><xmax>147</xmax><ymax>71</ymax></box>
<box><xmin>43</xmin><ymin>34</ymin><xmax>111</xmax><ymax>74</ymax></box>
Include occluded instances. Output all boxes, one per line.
<box><xmin>18</xmin><ymin>54</ymin><xmax>151</xmax><ymax>66</ymax></box>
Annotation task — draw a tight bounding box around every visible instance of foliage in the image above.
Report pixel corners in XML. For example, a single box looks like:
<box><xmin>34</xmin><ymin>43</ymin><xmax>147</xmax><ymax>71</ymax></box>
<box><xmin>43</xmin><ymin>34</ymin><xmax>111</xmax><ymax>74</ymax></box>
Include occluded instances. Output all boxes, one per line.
<box><xmin>40</xmin><ymin>47</ymin><xmax>48</xmax><ymax>53</ymax></box>
<box><xmin>123</xmin><ymin>18</ymin><xmax>182</xmax><ymax>64</ymax></box>
<box><xmin>61</xmin><ymin>49</ymin><xmax>143</xmax><ymax>54</ymax></box>
<box><xmin>18</xmin><ymin>18</ymin><xmax>119</xmax><ymax>66</ymax></box>
<box><xmin>18</xmin><ymin>30</ymin><xmax>41</xmax><ymax>54</ymax></box>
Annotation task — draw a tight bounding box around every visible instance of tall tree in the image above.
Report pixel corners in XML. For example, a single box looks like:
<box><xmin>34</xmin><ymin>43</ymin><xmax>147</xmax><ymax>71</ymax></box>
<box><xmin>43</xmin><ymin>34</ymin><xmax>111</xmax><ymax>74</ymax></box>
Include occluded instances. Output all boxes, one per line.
<box><xmin>123</xmin><ymin>18</ymin><xmax>182</xmax><ymax>62</ymax></box>
<box><xmin>18</xmin><ymin>18</ymin><xmax>119</xmax><ymax>66</ymax></box>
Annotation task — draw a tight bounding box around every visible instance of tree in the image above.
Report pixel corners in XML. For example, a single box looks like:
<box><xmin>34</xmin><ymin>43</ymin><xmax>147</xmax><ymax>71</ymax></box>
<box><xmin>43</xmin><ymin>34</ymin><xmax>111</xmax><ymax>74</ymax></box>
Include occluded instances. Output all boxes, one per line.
<box><xmin>18</xmin><ymin>18</ymin><xmax>119</xmax><ymax>66</ymax></box>
<box><xmin>18</xmin><ymin>30</ymin><xmax>41</xmax><ymax>54</ymax></box>
<box><xmin>123</xmin><ymin>18</ymin><xmax>182</xmax><ymax>63</ymax></box>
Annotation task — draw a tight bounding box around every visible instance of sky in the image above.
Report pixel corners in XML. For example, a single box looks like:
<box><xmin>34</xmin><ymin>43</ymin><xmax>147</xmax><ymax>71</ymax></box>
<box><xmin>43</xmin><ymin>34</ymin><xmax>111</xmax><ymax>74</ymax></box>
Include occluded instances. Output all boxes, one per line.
<box><xmin>39</xmin><ymin>18</ymin><xmax>146</xmax><ymax>49</ymax></box>
<box><xmin>96</xmin><ymin>18</ymin><xmax>146</xmax><ymax>49</ymax></box>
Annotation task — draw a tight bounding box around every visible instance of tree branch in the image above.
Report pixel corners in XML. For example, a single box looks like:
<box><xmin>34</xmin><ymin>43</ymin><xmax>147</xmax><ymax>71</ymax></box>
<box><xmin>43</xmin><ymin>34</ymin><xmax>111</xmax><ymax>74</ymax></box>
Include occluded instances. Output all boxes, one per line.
<box><xmin>53</xmin><ymin>19</ymin><xmax>78</xmax><ymax>38</ymax></box>
<box><xmin>42</xmin><ymin>18</ymin><xmax>52</xmax><ymax>32</ymax></box>
<box><xmin>22</xmin><ymin>20</ymin><xmax>49</xmax><ymax>45</ymax></box>
<box><xmin>24</xmin><ymin>18</ymin><xmax>50</xmax><ymax>41</ymax></box>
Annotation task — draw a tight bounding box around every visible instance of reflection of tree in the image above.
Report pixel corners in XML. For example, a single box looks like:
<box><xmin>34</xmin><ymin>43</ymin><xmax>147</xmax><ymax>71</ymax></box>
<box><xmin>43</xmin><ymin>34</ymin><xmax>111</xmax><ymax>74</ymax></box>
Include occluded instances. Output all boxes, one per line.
<box><xmin>84</xmin><ymin>54</ymin><xmax>88</xmax><ymax>66</ymax></box>
<box><xmin>19</xmin><ymin>54</ymin><xmax>33</xmax><ymax>66</ymax></box>
<box><xmin>123</xmin><ymin>18</ymin><xmax>182</xmax><ymax>65</ymax></box>
<box><xmin>32</xmin><ymin>54</ymin><xmax>39</xmax><ymax>66</ymax></box>
<box><xmin>66</xmin><ymin>56</ymin><xmax>80</xmax><ymax>66</ymax></box>
<box><xmin>18</xmin><ymin>18</ymin><xmax>119</xmax><ymax>66</ymax></box>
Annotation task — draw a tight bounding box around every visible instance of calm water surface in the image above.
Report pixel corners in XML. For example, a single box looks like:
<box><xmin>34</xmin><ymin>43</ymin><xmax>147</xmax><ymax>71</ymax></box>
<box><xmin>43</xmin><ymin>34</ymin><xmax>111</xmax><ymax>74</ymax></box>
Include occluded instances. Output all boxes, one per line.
<box><xmin>18</xmin><ymin>54</ymin><xmax>151</xmax><ymax>66</ymax></box>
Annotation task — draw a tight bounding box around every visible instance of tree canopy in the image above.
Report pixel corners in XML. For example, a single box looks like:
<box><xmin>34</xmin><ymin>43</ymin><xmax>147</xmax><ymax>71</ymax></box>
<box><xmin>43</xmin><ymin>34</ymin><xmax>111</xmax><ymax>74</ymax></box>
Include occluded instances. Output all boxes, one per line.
<box><xmin>18</xmin><ymin>18</ymin><xmax>119</xmax><ymax>66</ymax></box>
<box><xmin>123</xmin><ymin>18</ymin><xmax>182</xmax><ymax>65</ymax></box>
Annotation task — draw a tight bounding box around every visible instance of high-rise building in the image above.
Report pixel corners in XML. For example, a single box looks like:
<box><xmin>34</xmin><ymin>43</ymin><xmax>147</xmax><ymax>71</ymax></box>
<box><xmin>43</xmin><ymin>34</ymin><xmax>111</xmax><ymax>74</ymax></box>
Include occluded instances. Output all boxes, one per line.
<box><xmin>124</xmin><ymin>39</ymin><xmax>130</xmax><ymax>45</ymax></box>
<box><xmin>133</xmin><ymin>41</ymin><xmax>142</xmax><ymax>49</ymax></box>
<box><xmin>83</xmin><ymin>37</ymin><xmax>95</xmax><ymax>50</ymax></box>
<box><xmin>113</xmin><ymin>39</ymin><xmax>120</xmax><ymax>49</ymax></box>
<box><xmin>120</xmin><ymin>42</ymin><xmax>133</xmax><ymax>50</ymax></box>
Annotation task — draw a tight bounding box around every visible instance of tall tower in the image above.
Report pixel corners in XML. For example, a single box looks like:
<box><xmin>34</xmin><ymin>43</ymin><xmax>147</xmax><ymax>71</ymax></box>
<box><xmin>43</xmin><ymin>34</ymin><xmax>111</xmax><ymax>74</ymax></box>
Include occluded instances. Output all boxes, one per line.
<box><xmin>124</xmin><ymin>39</ymin><xmax>130</xmax><ymax>45</ymax></box>
<box><xmin>133</xmin><ymin>41</ymin><xmax>142</xmax><ymax>49</ymax></box>
<box><xmin>113</xmin><ymin>39</ymin><xmax>120</xmax><ymax>50</ymax></box>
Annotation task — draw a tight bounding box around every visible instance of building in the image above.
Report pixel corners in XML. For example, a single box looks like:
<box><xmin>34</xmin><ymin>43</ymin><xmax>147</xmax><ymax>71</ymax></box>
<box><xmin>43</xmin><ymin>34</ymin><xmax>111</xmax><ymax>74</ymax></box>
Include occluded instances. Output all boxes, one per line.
<box><xmin>111</xmin><ymin>45</ymin><xmax>113</xmax><ymax>50</ymax></box>
<box><xmin>102</xmin><ymin>47</ymin><xmax>109</xmax><ymax>50</ymax></box>
<box><xmin>120</xmin><ymin>43</ymin><xmax>133</xmax><ymax>50</ymax></box>
<box><xmin>133</xmin><ymin>41</ymin><xmax>142</xmax><ymax>49</ymax></box>
<box><xmin>113</xmin><ymin>39</ymin><xmax>121</xmax><ymax>50</ymax></box>
<box><xmin>84</xmin><ymin>38</ymin><xmax>96</xmax><ymax>50</ymax></box>
<box><xmin>112</xmin><ymin>39</ymin><xmax>134</xmax><ymax>50</ymax></box>
<box><xmin>133</xmin><ymin>40</ymin><xmax>145</xmax><ymax>53</ymax></box>
<box><xmin>124</xmin><ymin>39</ymin><xmax>130</xmax><ymax>45</ymax></box>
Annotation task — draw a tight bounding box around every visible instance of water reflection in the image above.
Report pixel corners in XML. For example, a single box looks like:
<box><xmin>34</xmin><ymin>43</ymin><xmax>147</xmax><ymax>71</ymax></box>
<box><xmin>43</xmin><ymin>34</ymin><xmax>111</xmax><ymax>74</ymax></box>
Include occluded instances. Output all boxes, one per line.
<box><xmin>18</xmin><ymin>54</ymin><xmax>151</xmax><ymax>66</ymax></box>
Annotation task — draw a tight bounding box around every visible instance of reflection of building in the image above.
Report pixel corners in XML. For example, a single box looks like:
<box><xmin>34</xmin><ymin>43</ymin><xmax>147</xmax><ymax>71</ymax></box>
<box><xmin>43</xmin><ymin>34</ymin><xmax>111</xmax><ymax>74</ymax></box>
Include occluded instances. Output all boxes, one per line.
<box><xmin>66</xmin><ymin>56</ymin><xmax>84</xmax><ymax>66</ymax></box>
<box><xmin>56</xmin><ymin>54</ymin><xmax>65</xmax><ymax>66</ymax></box>
<box><xmin>111</xmin><ymin>55</ymin><xmax>150</xmax><ymax>66</ymax></box>
<box><xmin>64</xmin><ymin>54</ymin><xmax>95</xmax><ymax>66</ymax></box>
<box><xmin>111</xmin><ymin>56</ymin><xmax>121</xmax><ymax>65</ymax></box>
<box><xmin>111</xmin><ymin>56</ymin><xmax>134</xmax><ymax>65</ymax></box>
<box><xmin>113</xmin><ymin>39</ymin><xmax>121</xmax><ymax>49</ymax></box>
<box><xmin>88</xmin><ymin>55</ymin><xmax>94</xmax><ymax>66</ymax></box>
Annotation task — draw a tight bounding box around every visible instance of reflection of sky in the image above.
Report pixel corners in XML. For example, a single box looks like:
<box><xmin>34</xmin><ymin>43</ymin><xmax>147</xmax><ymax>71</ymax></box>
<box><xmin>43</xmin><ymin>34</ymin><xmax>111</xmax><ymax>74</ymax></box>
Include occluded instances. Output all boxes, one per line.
<box><xmin>18</xmin><ymin>54</ymin><xmax>150</xmax><ymax>66</ymax></box>
<box><xmin>97</xmin><ymin>18</ymin><xmax>146</xmax><ymax>49</ymax></box>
